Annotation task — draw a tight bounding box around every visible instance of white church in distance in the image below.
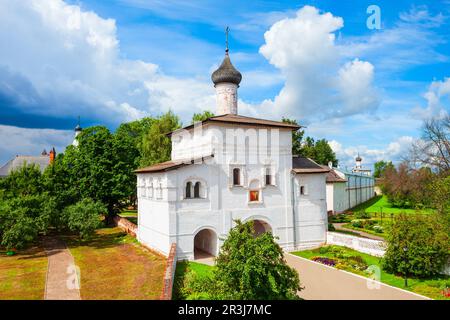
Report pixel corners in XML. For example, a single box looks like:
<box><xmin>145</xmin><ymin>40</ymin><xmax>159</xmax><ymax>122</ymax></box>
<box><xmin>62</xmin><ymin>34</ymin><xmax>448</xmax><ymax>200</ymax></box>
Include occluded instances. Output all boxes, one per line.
<box><xmin>135</xmin><ymin>47</ymin><xmax>330</xmax><ymax>260</ymax></box>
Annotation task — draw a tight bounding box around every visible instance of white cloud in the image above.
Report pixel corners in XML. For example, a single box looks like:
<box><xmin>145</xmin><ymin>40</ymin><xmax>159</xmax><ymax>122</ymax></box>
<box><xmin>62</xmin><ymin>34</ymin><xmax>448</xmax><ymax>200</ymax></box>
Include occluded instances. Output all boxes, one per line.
<box><xmin>256</xmin><ymin>6</ymin><xmax>380</xmax><ymax>121</ymax></box>
<box><xmin>330</xmin><ymin>136</ymin><xmax>415</xmax><ymax>169</ymax></box>
<box><xmin>0</xmin><ymin>0</ymin><xmax>216</xmax><ymax>125</ymax></box>
<box><xmin>0</xmin><ymin>125</ymin><xmax>73</xmax><ymax>164</ymax></box>
<box><xmin>412</xmin><ymin>77</ymin><xmax>450</xmax><ymax>120</ymax></box>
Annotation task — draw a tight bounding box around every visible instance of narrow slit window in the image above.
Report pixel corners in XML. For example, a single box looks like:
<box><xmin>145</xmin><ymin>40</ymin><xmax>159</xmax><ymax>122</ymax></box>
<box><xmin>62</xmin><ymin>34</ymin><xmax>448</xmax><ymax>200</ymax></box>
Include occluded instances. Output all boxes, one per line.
<box><xmin>194</xmin><ymin>182</ymin><xmax>201</xmax><ymax>198</ymax></box>
<box><xmin>185</xmin><ymin>182</ymin><xmax>192</xmax><ymax>199</ymax></box>
<box><xmin>233</xmin><ymin>168</ymin><xmax>240</xmax><ymax>186</ymax></box>
<box><xmin>265</xmin><ymin>167</ymin><xmax>272</xmax><ymax>185</ymax></box>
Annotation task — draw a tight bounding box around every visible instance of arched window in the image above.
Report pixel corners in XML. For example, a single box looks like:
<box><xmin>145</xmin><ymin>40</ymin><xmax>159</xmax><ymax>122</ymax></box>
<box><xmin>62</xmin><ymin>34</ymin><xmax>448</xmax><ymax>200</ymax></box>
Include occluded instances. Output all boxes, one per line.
<box><xmin>233</xmin><ymin>168</ymin><xmax>240</xmax><ymax>186</ymax></box>
<box><xmin>186</xmin><ymin>181</ymin><xmax>192</xmax><ymax>199</ymax></box>
<box><xmin>194</xmin><ymin>182</ymin><xmax>201</xmax><ymax>198</ymax></box>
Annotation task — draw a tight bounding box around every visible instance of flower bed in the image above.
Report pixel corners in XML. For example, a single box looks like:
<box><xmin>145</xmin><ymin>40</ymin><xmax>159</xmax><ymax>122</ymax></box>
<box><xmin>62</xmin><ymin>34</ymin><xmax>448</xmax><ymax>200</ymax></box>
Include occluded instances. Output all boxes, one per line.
<box><xmin>312</xmin><ymin>256</ymin><xmax>337</xmax><ymax>267</ymax></box>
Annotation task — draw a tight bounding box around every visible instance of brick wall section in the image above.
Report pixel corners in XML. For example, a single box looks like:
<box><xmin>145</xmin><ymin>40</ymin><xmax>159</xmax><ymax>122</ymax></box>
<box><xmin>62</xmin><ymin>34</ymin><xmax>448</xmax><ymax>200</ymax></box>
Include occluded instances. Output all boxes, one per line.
<box><xmin>113</xmin><ymin>216</ymin><xmax>137</xmax><ymax>237</ymax></box>
<box><xmin>160</xmin><ymin>243</ymin><xmax>177</xmax><ymax>300</ymax></box>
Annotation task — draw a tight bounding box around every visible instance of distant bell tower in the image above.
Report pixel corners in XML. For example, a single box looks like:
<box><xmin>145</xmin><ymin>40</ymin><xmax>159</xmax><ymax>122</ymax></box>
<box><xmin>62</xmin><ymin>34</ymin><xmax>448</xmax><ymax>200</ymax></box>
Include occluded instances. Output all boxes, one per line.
<box><xmin>355</xmin><ymin>153</ymin><xmax>362</xmax><ymax>170</ymax></box>
<box><xmin>211</xmin><ymin>27</ymin><xmax>242</xmax><ymax>115</ymax></box>
<box><xmin>73</xmin><ymin>116</ymin><xmax>82</xmax><ymax>147</ymax></box>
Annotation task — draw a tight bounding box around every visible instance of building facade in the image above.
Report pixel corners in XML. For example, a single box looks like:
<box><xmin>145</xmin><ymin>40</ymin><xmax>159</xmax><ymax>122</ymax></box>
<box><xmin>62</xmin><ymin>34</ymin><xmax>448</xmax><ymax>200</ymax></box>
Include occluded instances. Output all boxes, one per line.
<box><xmin>325</xmin><ymin>157</ymin><xmax>375</xmax><ymax>214</ymax></box>
<box><xmin>136</xmin><ymin>48</ymin><xmax>329</xmax><ymax>260</ymax></box>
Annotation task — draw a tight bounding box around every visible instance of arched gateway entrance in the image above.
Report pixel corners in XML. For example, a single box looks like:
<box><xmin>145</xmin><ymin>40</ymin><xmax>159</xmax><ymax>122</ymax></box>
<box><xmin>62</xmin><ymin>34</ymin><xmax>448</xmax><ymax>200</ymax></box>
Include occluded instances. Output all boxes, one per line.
<box><xmin>251</xmin><ymin>219</ymin><xmax>272</xmax><ymax>237</ymax></box>
<box><xmin>193</xmin><ymin>228</ymin><xmax>217</xmax><ymax>259</ymax></box>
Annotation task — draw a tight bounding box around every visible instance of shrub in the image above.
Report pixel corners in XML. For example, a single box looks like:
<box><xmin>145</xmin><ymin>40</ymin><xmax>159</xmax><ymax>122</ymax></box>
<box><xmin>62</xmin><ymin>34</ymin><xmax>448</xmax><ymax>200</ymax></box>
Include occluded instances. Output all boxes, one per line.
<box><xmin>373</xmin><ymin>225</ymin><xmax>384</xmax><ymax>233</ymax></box>
<box><xmin>328</xmin><ymin>223</ymin><xmax>335</xmax><ymax>231</ymax></box>
<box><xmin>355</xmin><ymin>210</ymin><xmax>371</xmax><ymax>219</ymax></box>
<box><xmin>351</xmin><ymin>219</ymin><xmax>363</xmax><ymax>228</ymax></box>
<box><xmin>329</xmin><ymin>214</ymin><xmax>350</xmax><ymax>223</ymax></box>
<box><xmin>63</xmin><ymin>198</ymin><xmax>105</xmax><ymax>240</ymax></box>
<box><xmin>180</xmin><ymin>270</ymin><xmax>215</xmax><ymax>300</ymax></box>
<box><xmin>382</xmin><ymin>214</ymin><xmax>450</xmax><ymax>278</ymax></box>
<box><xmin>211</xmin><ymin>220</ymin><xmax>301</xmax><ymax>299</ymax></box>
<box><xmin>0</xmin><ymin>194</ymin><xmax>57</xmax><ymax>249</ymax></box>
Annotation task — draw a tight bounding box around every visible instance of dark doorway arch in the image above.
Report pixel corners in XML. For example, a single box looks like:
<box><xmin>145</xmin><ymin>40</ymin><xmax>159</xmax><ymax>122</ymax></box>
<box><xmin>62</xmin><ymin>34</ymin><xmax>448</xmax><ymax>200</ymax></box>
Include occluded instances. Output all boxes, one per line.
<box><xmin>194</xmin><ymin>228</ymin><xmax>217</xmax><ymax>259</ymax></box>
<box><xmin>251</xmin><ymin>219</ymin><xmax>272</xmax><ymax>237</ymax></box>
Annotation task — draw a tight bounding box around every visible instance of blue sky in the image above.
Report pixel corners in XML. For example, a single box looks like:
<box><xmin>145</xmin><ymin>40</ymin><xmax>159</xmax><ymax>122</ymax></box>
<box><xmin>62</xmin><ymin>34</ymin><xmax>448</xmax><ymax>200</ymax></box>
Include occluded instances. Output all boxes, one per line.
<box><xmin>0</xmin><ymin>0</ymin><xmax>449</xmax><ymax>168</ymax></box>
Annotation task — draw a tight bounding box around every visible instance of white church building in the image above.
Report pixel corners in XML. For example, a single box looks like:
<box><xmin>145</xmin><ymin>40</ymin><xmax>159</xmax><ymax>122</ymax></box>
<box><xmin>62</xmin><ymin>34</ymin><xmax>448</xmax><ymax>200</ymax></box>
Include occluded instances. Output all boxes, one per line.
<box><xmin>135</xmin><ymin>47</ymin><xmax>329</xmax><ymax>260</ymax></box>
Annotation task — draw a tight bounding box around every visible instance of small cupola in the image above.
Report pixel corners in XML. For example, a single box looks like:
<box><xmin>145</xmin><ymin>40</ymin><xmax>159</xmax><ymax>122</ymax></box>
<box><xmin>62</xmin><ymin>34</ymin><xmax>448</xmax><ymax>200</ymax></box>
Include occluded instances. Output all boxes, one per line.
<box><xmin>212</xmin><ymin>27</ymin><xmax>242</xmax><ymax>115</ymax></box>
<box><xmin>211</xmin><ymin>52</ymin><xmax>242</xmax><ymax>86</ymax></box>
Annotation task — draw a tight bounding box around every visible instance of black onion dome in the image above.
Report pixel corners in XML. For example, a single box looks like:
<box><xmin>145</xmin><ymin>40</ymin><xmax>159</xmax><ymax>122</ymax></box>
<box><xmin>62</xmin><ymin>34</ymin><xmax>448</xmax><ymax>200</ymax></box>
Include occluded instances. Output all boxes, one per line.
<box><xmin>211</xmin><ymin>52</ymin><xmax>242</xmax><ymax>86</ymax></box>
<box><xmin>356</xmin><ymin>155</ymin><xmax>362</xmax><ymax>161</ymax></box>
<box><xmin>75</xmin><ymin>124</ymin><xmax>82</xmax><ymax>132</ymax></box>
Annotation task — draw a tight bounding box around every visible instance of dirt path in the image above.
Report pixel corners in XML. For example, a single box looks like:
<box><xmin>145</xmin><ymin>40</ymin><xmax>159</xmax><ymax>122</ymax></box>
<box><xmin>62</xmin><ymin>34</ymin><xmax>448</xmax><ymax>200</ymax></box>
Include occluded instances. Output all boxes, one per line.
<box><xmin>42</xmin><ymin>237</ymin><xmax>81</xmax><ymax>300</ymax></box>
<box><xmin>285</xmin><ymin>253</ymin><xmax>429</xmax><ymax>300</ymax></box>
<box><xmin>333</xmin><ymin>223</ymin><xmax>385</xmax><ymax>241</ymax></box>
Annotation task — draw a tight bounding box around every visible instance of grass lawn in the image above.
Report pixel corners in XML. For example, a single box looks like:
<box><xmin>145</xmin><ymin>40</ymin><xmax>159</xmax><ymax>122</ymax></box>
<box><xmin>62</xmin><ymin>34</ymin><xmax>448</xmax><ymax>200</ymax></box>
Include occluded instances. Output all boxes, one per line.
<box><xmin>173</xmin><ymin>261</ymin><xmax>214</xmax><ymax>300</ymax></box>
<box><xmin>0</xmin><ymin>244</ymin><xmax>48</xmax><ymax>300</ymax></box>
<box><xmin>341</xmin><ymin>219</ymin><xmax>389</xmax><ymax>239</ymax></box>
<box><xmin>351</xmin><ymin>195</ymin><xmax>435</xmax><ymax>215</ymax></box>
<box><xmin>62</xmin><ymin>227</ymin><xmax>166</xmax><ymax>300</ymax></box>
<box><xmin>293</xmin><ymin>245</ymin><xmax>450</xmax><ymax>300</ymax></box>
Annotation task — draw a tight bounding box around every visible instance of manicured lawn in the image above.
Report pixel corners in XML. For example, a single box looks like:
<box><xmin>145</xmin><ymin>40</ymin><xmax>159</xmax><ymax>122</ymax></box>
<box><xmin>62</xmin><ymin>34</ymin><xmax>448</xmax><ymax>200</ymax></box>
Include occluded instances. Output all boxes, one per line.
<box><xmin>351</xmin><ymin>195</ymin><xmax>434</xmax><ymax>215</ymax></box>
<box><xmin>0</xmin><ymin>245</ymin><xmax>48</xmax><ymax>300</ymax></box>
<box><xmin>293</xmin><ymin>245</ymin><xmax>450</xmax><ymax>300</ymax></box>
<box><xmin>63</xmin><ymin>227</ymin><xmax>166</xmax><ymax>300</ymax></box>
<box><xmin>173</xmin><ymin>261</ymin><xmax>214</xmax><ymax>300</ymax></box>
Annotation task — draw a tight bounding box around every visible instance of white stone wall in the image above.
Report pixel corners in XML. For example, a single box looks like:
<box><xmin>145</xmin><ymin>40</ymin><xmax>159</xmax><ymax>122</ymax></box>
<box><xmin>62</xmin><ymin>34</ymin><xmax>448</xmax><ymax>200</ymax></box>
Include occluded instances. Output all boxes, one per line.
<box><xmin>327</xmin><ymin>169</ymin><xmax>376</xmax><ymax>213</ymax></box>
<box><xmin>292</xmin><ymin>173</ymin><xmax>328</xmax><ymax>250</ymax></box>
<box><xmin>215</xmin><ymin>82</ymin><xmax>238</xmax><ymax>115</ymax></box>
<box><xmin>327</xmin><ymin>232</ymin><xmax>386</xmax><ymax>257</ymax></box>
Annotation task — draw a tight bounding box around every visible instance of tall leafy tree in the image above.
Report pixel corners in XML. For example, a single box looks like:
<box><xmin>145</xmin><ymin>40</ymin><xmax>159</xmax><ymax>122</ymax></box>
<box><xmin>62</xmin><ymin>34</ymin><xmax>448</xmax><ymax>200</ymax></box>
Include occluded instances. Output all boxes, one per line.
<box><xmin>373</xmin><ymin>160</ymin><xmax>394</xmax><ymax>178</ymax></box>
<box><xmin>140</xmin><ymin>111</ymin><xmax>181</xmax><ymax>167</ymax></box>
<box><xmin>62</xmin><ymin>126</ymin><xmax>131</xmax><ymax>217</ymax></box>
<box><xmin>192</xmin><ymin>110</ymin><xmax>215</xmax><ymax>123</ymax></box>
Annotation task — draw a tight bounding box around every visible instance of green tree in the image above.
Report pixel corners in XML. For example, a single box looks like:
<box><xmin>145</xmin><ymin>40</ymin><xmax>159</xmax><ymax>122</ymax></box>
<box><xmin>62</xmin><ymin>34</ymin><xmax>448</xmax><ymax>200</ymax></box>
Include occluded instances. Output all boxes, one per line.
<box><xmin>282</xmin><ymin>118</ymin><xmax>338</xmax><ymax>166</ymax></box>
<box><xmin>209</xmin><ymin>220</ymin><xmax>301</xmax><ymax>299</ymax></box>
<box><xmin>0</xmin><ymin>194</ymin><xmax>57</xmax><ymax>249</ymax></box>
<box><xmin>429</xmin><ymin>175</ymin><xmax>450</xmax><ymax>215</ymax></box>
<box><xmin>63</xmin><ymin>198</ymin><xmax>105</xmax><ymax>240</ymax></box>
<box><xmin>62</xmin><ymin>126</ymin><xmax>133</xmax><ymax>217</ymax></box>
<box><xmin>141</xmin><ymin>111</ymin><xmax>181</xmax><ymax>167</ymax></box>
<box><xmin>374</xmin><ymin>160</ymin><xmax>394</xmax><ymax>178</ymax></box>
<box><xmin>0</xmin><ymin>164</ymin><xmax>42</xmax><ymax>199</ymax></box>
<box><xmin>282</xmin><ymin>118</ymin><xmax>305</xmax><ymax>156</ymax></box>
<box><xmin>192</xmin><ymin>110</ymin><xmax>215</xmax><ymax>123</ymax></box>
<box><xmin>382</xmin><ymin>213</ymin><xmax>449</xmax><ymax>278</ymax></box>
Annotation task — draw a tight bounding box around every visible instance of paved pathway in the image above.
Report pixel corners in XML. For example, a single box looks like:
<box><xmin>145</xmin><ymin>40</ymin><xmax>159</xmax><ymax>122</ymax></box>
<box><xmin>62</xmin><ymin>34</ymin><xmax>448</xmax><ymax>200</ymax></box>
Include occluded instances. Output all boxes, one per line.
<box><xmin>333</xmin><ymin>223</ymin><xmax>384</xmax><ymax>241</ymax></box>
<box><xmin>42</xmin><ymin>237</ymin><xmax>81</xmax><ymax>300</ymax></box>
<box><xmin>285</xmin><ymin>253</ymin><xmax>429</xmax><ymax>300</ymax></box>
